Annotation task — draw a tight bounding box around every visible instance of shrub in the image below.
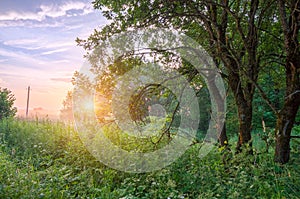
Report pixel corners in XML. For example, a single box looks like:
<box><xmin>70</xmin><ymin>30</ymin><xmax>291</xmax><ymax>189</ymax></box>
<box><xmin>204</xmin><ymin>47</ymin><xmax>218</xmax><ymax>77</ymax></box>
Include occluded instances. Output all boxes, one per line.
<box><xmin>0</xmin><ymin>87</ymin><xmax>17</xmax><ymax>120</ymax></box>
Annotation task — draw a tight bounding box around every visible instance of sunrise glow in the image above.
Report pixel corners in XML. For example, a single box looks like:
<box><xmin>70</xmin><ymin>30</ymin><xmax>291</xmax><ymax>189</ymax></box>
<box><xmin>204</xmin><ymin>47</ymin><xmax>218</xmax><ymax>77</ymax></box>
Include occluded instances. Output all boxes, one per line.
<box><xmin>0</xmin><ymin>0</ymin><xmax>108</xmax><ymax>119</ymax></box>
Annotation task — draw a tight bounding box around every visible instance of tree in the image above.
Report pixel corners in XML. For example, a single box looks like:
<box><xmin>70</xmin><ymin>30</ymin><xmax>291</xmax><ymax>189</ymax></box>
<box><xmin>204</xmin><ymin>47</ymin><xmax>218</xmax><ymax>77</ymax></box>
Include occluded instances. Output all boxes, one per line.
<box><xmin>0</xmin><ymin>87</ymin><xmax>17</xmax><ymax>120</ymax></box>
<box><xmin>77</xmin><ymin>0</ymin><xmax>300</xmax><ymax>162</ymax></box>
<box><xmin>78</xmin><ymin>0</ymin><xmax>275</xmax><ymax>150</ymax></box>
<box><xmin>274</xmin><ymin>0</ymin><xmax>300</xmax><ymax>163</ymax></box>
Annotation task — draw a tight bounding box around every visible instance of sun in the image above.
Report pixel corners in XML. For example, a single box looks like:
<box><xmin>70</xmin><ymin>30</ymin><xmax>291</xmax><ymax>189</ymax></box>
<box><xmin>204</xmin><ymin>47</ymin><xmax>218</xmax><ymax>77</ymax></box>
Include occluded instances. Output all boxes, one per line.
<box><xmin>82</xmin><ymin>100</ymin><xmax>95</xmax><ymax>112</ymax></box>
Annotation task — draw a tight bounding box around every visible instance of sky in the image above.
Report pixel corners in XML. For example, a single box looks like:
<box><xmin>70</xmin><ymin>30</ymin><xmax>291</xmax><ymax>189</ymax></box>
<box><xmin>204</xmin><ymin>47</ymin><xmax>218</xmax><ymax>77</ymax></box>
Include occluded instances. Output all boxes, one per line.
<box><xmin>0</xmin><ymin>0</ymin><xmax>108</xmax><ymax>119</ymax></box>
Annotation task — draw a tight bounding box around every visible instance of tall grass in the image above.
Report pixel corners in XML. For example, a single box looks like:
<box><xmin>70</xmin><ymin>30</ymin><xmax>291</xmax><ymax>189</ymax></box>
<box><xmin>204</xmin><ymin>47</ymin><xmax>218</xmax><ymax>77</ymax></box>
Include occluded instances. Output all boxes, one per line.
<box><xmin>0</xmin><ymin>118</ymin><xmax>299</xmax><ymax>198</ymax></box>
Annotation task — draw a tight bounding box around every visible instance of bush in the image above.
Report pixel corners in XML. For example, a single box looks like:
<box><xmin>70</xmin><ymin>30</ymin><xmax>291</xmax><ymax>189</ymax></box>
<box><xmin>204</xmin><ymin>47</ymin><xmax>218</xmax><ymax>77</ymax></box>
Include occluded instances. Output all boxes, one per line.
<box><xmin>0</xmin><ymin>87</ymin><xmax>17</xmax><ymax>120</ymax></box>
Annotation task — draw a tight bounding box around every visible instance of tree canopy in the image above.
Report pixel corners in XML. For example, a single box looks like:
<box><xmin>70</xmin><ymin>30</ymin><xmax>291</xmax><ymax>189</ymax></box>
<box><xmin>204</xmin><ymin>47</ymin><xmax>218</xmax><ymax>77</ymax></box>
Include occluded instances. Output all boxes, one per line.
<box><xmin>74</xmin><ymin>0</ymin><xmax>300</xmax><ymax>163</ymax></box>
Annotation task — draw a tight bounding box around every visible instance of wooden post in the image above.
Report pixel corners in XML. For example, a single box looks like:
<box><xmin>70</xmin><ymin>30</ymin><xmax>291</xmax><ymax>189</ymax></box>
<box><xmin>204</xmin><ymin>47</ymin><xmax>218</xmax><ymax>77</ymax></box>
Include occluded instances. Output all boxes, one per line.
<box><xmin>26</xmin><ymin>86</ymin><xmax>30</xmax><ymax>117</ymax></box>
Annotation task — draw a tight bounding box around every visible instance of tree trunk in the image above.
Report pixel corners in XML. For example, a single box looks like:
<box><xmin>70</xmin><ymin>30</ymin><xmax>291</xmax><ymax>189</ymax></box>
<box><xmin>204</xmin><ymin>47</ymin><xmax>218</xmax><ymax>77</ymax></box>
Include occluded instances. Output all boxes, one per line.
<box><xmin>227</xmin><ymin>69</ymin><xmax>254</xmax><ymax>152</ymax></box>
<box><xmin>275</xmin><ymin>106</ymin><xmax>298</xmax><ymax>163</ymax></box>
<box><xmin>275</xmin><ymin>0</ymin><xmax>300</xmax><ymax>164</ymax></box>
<box><xmin>236</xmin><ymin>103</ymin><xmax>253</xmax><ymax>151</ymax></box>
<box><xmin>274</xmin><ymin>64</ymin><xmax>300</xmax><ymax>163</ymax></box>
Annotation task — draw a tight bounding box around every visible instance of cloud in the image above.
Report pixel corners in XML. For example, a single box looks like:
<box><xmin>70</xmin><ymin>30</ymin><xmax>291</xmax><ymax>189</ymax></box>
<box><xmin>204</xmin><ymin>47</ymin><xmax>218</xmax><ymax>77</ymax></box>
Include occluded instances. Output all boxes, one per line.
<box><xmin>0</xmin><ymin>1</ymin><xmax>94</xmax><ymax>27</ymax></box>
<box><xmin>4</xmin><ymin>39</ymin><xmax>76</xmax><ymax>51</ymax></box>
<box><xmin>41</xmin><ymin>48</ymin><xmax>68</xmax><ymax>55</ymax></box>
<box><xmin>0</xmin><ymin>37</ymin><xmax>85</xmax><ymax>75</ymax></box>
<box><xmin>51</xmin><ymin>60</ymin><xmax>71</xmax><ymax>64</ymax></box>
<box><xmin>3</xmin><ymin>39</ymin><xmax>43</xmax><ymax>50</ymax></box>
<box><xmin>0</xmin><ymin>48</ymin><xmax>47</xmax><ymax>66</ymax></box>
<box><xmin>1</xmin><ymin>37</ymin><xmax>79</xmax><ymax>63</ymax></box>
<box><xmin>0</xmin><ymin>1</ymin><xmax>93</xmax><ymax>21</ymax></box>
<box><xmin>50</xmin><ymin>77</ymin><xmax>71</xmax><ymax>83</ymax></box>
<box><xmin>0</xmin><ymin>11</ymin><xmax>44</xmax><ymax>21</ymax></box>
<box><xmin>0</xmin><ymin>20</ymin><xmax>61</xmax><ymax>28</ymax></box>
<box><xmin>38</xmin><ymin>2</ymin><xmax>89</xmax><ymax>19</ymax></box>
<box><xmin>60</xmin><ymin>1</ymin><xmax>93</xmax><ymax>16</ymax></box>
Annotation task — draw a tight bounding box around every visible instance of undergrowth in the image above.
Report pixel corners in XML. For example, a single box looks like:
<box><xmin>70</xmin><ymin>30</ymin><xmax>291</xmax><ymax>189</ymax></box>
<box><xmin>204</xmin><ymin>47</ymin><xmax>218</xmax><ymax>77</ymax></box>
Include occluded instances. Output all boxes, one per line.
<box><xmin>0</xmin><ymin>118</ymin><xmax>299</xmax><ymax>198</ymax></box>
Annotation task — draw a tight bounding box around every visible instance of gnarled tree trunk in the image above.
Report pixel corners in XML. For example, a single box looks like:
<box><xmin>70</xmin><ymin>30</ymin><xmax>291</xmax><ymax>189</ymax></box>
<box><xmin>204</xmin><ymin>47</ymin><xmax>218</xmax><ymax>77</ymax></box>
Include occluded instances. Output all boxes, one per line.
<box><xmin>275</xmin><ymin>0</ymin><xmax>300</xmax><ymax>163</ymax></box>
<box><xmin>275</xmin><ymin>103</ymin><xmax>299</xmax><ymax>163</ymax></box>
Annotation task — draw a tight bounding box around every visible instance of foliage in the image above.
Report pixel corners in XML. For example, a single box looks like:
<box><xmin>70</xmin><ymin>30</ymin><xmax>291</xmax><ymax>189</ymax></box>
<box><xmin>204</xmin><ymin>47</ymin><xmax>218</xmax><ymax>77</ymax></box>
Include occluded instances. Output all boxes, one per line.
<box><xmin>0</xmin><ymin>118</ymin><xmax>299</xmax><ymax>198</ymax></box>
<box><xmin>75</xmin><ymin>0</ymin><xmax>300</xmax><ymax>163</ymax></box>
<box><xmin>78</xmin><ymin>0</ymin><xmax>291</xmax><ymax>151</ymax></box>
<box><xmin>0</xmin><ymin>87</ymin><xmax>17</xmax><ymax>120</ymax></box>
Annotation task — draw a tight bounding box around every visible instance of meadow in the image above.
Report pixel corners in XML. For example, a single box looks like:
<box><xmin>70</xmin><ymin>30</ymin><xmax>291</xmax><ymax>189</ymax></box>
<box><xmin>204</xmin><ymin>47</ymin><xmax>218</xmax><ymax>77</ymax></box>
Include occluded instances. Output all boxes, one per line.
<box><xmin>0</xmin><ymin>118</ymin><xmax>299</xmax><ymax>198</ymax></box>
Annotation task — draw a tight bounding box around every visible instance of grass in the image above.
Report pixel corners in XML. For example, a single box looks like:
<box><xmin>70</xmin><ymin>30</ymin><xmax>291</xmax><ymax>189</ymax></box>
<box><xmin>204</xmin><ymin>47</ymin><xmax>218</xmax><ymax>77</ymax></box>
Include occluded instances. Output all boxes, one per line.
<box><xmin>0</xmin><ymin>117</ymin><xmax>299</xmax><ymax>198</ymax></box>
